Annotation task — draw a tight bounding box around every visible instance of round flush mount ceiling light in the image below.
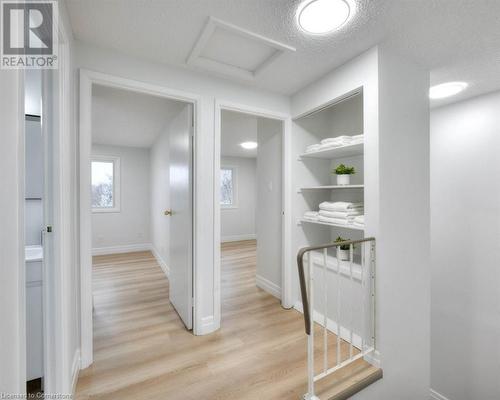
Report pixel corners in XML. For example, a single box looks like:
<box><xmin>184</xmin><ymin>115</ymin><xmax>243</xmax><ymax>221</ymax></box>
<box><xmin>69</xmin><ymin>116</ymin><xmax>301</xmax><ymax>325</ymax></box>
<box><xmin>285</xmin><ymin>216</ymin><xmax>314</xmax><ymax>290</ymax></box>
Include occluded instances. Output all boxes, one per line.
<box><xmin>240</xmin><ymin>141</ymin><xmax>258</xmax><ymax>150</ymax></box>
<box><xmin>429</xmin><ymin>82</ymin><xmax>468</xmax><ymax>99</ymax></box>
<box><xmin>297</xmin><ymin>0</ymin><xmax>353</xmax><ymax>34</ymax></box>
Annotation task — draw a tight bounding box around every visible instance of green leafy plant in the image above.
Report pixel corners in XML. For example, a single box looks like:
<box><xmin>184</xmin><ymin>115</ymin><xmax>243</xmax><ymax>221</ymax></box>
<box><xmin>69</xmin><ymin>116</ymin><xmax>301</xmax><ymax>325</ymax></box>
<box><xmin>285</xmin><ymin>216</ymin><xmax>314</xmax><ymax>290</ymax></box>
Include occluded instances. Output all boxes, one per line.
<box><xmin>333</xmin><ymin>164</ymin><xmax>355</xmax><ymax>175</ymax></box>
<box><xmin>334</xmin><ymin>236</ymin><xmax>352</xmax><ymax>251</ymax></box>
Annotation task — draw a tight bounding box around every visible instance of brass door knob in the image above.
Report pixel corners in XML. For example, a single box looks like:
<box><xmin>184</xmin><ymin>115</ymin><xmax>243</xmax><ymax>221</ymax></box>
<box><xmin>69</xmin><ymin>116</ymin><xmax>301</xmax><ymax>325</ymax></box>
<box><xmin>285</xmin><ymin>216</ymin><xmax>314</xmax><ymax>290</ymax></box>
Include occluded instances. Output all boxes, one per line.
<box><xmin>164</xmin><ymin>209</ymin><xmax>173</xmax><ymax>216</ymax></box>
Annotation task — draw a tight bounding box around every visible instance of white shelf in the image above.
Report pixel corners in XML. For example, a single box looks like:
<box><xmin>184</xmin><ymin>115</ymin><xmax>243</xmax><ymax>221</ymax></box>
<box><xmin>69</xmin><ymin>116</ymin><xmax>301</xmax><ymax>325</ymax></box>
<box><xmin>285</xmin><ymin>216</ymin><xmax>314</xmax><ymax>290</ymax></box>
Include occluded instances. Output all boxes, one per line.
<box><xmin>300</xmin><ymin>142</ymin><xmax>363</xmax><ymax>159</ymax></box>
<box><xmin>298</xmin><ymin>184</ymin><xmax>364</xmax><ymax>192</ymax></box>
<box><xmin>298</xmin><ymin>218</ymin><xmax>364</xmax><ymax>231</ymax></box>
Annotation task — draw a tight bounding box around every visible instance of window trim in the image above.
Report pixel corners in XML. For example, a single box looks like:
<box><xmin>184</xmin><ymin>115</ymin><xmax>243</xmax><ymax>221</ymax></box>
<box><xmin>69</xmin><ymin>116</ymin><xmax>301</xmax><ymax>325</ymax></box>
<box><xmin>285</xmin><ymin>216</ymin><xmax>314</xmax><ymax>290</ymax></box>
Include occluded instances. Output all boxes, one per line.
<box><xmin>91</xmin><ymin>155</ymin><xmax>121</xmax><ymax>213</ymax></box>
<box><xmin>220</xmin><ymin>165</ymin><xmax>238</xmax><ymax>209</ymax></box>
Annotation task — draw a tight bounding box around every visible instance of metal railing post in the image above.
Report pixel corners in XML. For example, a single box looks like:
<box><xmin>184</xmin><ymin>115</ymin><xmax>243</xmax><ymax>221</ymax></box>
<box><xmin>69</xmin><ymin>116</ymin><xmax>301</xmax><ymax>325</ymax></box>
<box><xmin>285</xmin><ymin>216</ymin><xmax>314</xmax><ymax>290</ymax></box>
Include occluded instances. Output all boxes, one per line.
<box><xmin>306</xmin><ymin>253</ymin><xmax>319</xmax><ymax>400</ymax></box>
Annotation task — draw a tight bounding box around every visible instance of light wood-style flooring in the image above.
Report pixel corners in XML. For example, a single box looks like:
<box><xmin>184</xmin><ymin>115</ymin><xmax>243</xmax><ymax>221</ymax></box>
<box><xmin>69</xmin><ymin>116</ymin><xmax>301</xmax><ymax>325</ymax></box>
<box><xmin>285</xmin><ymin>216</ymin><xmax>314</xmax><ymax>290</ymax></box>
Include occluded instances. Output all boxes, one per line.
<box><xmin>75</xmin><ymin>240</ymin><xmax>378</xmax><ymax>400</ymax></box>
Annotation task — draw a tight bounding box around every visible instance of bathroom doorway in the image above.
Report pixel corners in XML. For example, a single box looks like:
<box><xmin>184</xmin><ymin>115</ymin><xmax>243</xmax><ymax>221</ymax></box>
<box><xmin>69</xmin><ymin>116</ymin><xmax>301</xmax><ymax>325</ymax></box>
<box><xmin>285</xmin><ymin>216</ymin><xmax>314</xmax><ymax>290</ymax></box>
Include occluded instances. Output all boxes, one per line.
<box><xmin>23</xmin><ymin>65</ymin><xmax>61</xmax><ymax>396</ymax></box>
<box><xmin>24</xmin><ymin>70</ymin><xmax>44</xmax><ymax>394</ymax></box>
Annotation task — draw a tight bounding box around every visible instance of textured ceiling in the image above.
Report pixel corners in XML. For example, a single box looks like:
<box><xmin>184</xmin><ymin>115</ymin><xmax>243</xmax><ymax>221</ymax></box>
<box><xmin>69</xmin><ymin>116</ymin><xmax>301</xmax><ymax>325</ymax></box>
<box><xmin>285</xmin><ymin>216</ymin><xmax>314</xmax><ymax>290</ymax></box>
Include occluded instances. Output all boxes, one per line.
<box><xmin>67</xmin><ymin>0</ymin><xmax>500</xmax><ymax>107</ymax></box>
<box><xmin>92</xmin><ymin>84</ymin><xmax>185</xmax><ymax>148</ymax></box>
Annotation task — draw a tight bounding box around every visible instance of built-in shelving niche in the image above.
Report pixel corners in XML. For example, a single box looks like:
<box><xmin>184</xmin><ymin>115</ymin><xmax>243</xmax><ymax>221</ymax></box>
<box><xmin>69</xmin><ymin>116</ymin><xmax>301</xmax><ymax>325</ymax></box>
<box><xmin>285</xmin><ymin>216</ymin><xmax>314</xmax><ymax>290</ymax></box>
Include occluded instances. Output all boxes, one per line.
<box><xmin>293</xmin><ymin>89</ymin><xmax>365</xmax><ymax>257</ymax></box>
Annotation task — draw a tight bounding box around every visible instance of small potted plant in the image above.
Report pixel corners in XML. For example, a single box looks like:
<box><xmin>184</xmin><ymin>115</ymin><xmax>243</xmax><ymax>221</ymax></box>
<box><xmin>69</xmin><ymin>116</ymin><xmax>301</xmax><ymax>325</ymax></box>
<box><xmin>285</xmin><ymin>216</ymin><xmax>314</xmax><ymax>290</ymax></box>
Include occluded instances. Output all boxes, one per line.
<box><xmin>334</xmin><ymin>236</ymin><xmax>351</xmax><ymax>261</ymax></box>
<box><xmin>333</xmin><ymin>164</ymin><xmax>355</xmax><ymax>185</ymax></box>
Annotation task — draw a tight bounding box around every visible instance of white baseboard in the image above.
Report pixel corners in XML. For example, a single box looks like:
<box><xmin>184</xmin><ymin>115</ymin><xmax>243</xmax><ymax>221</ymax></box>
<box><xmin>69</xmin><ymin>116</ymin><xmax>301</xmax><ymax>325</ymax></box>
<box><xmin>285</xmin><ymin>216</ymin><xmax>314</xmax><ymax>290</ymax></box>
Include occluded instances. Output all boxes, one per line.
<box><xmin>221</xmin><ymin>234</ymin><xmax>256</xmax><ymax>243</ymax></box>
<box><xmin>196</xmin><ymin>315</ymin><xmax>217</xmax><ymax>335</ymax></box>
<box><xmin>92</xmin><ymin>243</ymin><xmax>151</xmax><ymax>256</ymax></box>
<box><xmin>364</xmin><ymin>349</ymin><xmax>381</xmax><ymax>368</ymax></box>
<box><xmin>71</xmin><ymin>349</ymin><xmax>81</xmax><ymax>395</ymax></box>
<box><xmin>256</xmin><ymin>274</ymin><xmax>281</xmax><ymax>299</ymax></box>
<box><xmin>294</xmin><ymin>301</ymin><xmax>363</xmax><ymax>350</ymax></box>
<box><xmin>430</xmin><ymin>389</ymin><xmax>451</xmax><ymax>400</ymax></box>
<box><xmin>151</xmin><ymin>245</ymin><xmax>170</xmax><ymax>277</ymax></box>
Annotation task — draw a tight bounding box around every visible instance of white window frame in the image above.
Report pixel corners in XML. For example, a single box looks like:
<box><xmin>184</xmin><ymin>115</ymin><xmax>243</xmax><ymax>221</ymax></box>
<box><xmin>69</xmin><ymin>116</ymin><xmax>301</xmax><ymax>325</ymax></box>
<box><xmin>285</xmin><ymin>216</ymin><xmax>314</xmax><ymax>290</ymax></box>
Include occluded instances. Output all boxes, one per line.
<box><xmin>91</xmin><ymin>155</ymin><xmax>121</xmax><ymax>213</ymax></box>
<box><xmin>220</xmin><ymin>165</ymin><xmax>238</xmax><ymax>209</ymax></box>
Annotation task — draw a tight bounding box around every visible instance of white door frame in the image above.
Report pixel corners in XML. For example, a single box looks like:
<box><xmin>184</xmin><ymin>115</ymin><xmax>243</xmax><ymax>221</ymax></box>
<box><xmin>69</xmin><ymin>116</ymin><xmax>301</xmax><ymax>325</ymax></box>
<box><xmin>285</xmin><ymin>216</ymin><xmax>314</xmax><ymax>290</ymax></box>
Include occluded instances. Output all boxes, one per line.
<box><xmin>17</xmin><ymin>17</ymin><xmax>73</xmax><ymax>396</ymax></box>
<box><xmin>214</xmin><ymin>100</ymin><xmax>293</xmax><ymax>328</ymax></box>
<box><xmin>79</xmin><ymin>70</ymin><xmax>201</xmax><ymax>368</ymax></box>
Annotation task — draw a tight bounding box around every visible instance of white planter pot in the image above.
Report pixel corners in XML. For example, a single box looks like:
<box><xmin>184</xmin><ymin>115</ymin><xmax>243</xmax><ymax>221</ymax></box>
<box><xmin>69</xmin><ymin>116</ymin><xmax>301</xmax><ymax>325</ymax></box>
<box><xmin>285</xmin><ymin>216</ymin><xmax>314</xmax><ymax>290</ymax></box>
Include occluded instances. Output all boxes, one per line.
<box><xmin>336</xmin><ymin>174</ymin><xmax>351</xmax><ymax>186</ymax></box>
<box><xmin>337</xmin><ymin>248</ymin><xmax>350</xmax><ymax>261</ymax></box>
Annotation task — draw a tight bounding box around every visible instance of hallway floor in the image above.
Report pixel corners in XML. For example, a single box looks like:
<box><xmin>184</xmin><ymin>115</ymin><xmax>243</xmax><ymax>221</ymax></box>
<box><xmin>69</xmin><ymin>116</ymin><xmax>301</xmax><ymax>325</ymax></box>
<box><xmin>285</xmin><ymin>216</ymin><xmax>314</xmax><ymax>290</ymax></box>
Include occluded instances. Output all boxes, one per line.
<box><xmin>75</xmin><ymin>241</ymin><xmax>310</xmax><ymax>399</ymax></box>
<box><xmin>75</xmin><ymin>240</ymin><xmax>369</xmax><ymax>399</ymax></box>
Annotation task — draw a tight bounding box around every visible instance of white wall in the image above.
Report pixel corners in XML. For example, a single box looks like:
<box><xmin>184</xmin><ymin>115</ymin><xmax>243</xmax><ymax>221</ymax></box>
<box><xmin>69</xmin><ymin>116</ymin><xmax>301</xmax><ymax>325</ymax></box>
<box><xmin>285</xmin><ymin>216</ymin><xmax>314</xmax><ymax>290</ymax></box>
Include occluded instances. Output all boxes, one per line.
<box><xmin>375</xmin><ymin>44</ymin><xmax>430</xmax><ymax>400</ymax></box>
<box><xmin>75</xmin><ymin>41</ymin><xmax>290</xmax><ymax>334</ymax></box>
<box><xmin>256</xmin><ymin>118</ymin><xmax>283</xmax><ymax>297</ymax></box>
<box><xmin>0</xmin><ymin>69</ymin><xmax>25</xmax><ymax>395</ymax></box>
<box><xmin>220</xmin><ymin>156</ymin><xmax>256</xmax><ymax>242</ymax></box>
<box><xmin>430</xmin><ymin>91</ymin><xmax>500</xmax><ymax>400</ymax></box>
<box><xmin>150</xmin><ymin>121</ymin><xmax>171</xmax><ymax>271</ymax></box>
<box><xmin>91</xmin><ymin>144</ymin><xmax>151</xmax><ymax>253</ymax></box>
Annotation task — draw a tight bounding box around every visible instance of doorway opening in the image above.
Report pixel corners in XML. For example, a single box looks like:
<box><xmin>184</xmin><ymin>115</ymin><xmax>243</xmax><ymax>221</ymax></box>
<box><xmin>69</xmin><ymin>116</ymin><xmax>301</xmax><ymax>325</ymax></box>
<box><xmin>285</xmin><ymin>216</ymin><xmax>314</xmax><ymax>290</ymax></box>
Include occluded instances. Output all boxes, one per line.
<box><xmin>24</xmin><ymin>69</ymin><xmax>44</xmax><ymax>397</ymax></box>
<box><xmin>216</xmin><ymin>106</ymin><xmax>291</xmax><ymax>326</ymax></box>
<box><xmin>23</xmin><ymin>42</ymin><xmax>70</xmax><ymax>394</ymax></box>
<box><xmin>79</xmin><ymin>72</ymin><xmax>197</xmax><ymax>368</ymax></box>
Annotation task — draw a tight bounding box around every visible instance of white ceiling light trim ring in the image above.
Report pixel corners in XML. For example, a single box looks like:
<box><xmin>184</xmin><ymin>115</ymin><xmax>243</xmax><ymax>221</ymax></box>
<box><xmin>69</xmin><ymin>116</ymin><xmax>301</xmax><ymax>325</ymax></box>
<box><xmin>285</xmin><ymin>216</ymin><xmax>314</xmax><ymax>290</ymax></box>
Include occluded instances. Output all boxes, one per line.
<box><xmin>297</xmin><ymin>0</ymin><xmax>355</xmax><ymax>34</ymax></box>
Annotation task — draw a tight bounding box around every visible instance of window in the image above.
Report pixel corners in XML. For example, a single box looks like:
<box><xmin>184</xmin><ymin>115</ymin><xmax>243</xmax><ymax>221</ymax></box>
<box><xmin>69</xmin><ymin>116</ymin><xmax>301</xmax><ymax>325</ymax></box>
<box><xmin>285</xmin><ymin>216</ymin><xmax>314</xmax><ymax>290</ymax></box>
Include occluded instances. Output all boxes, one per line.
<box><xmin>91</xmin><ymin>156</ymin><xmax>120</xmax><ymax>212</ymax></box>
<box><xmin>220</xmin><ymin>167</ymin><xmax>237</xmax><ymax>208</ymax></box>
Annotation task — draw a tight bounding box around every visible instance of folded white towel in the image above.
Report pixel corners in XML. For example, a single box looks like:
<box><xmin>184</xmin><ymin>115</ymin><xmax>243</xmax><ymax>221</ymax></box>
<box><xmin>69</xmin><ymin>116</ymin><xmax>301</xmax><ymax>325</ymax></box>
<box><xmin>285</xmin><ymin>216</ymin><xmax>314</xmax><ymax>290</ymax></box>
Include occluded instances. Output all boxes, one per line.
<box><xmin>318</xmin><ymin>142</ymin><xmax>343</xmax><ymax>150</ymax></box>
<box><xmin>321</xmin><ymin>136</ymin><xmax>353</xmax><ymax>145</ymax></box>
<box><xmin>319</xmin><ymin>210</ymin><xmax>363</xmax><ymax>219</ymax></box>
<box><xmin>303</xmin><ymin>211</ymin><xmax>319</xmax><ymax>221</ymax></box>
<box><xmin>318</xmin><ymin>142</ymin><xmax>351</xmax><ymax>150</ymax></box>
<box><xmin>351</xmin><ymin>134</ymin><xmax>364</xmax><ymax>140</ymax></box>
<box><xmin>319</xmin><ymin>201</ymin><xmax>364</xmax><ymax>212</ymax></box>
<box><xmin>353</xmin><ymin>215</ymin><xmax>365</xmax><ymax>224</ymax></box>
<box><xmin>305</xmin><ymin>144</ymin><xmax>321</xmax><ymax>153</ymax></box>
<box><xmin>318</xmin><ymin>216</ymin><xmax>348</xmax><ymax>225</ymax></box>
<box><xmin>353</xmin><ymin>215</ymin><xmax>365</xmax><ymax>228</ymax></box>
<box><xmin>304</xmin><ymin>211</ymin><xmax>319</xmax><ymax>215</ymax></box>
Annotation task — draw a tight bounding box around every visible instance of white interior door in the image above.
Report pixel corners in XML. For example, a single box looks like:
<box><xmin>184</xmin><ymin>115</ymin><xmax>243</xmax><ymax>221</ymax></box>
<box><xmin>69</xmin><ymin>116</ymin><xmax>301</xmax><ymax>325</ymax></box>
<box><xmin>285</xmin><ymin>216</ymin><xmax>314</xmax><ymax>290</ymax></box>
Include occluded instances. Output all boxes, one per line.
<box><xmin>168</xmin><ymin>104</ymin><xmax>193</xmax><ymax>330</ymax></box>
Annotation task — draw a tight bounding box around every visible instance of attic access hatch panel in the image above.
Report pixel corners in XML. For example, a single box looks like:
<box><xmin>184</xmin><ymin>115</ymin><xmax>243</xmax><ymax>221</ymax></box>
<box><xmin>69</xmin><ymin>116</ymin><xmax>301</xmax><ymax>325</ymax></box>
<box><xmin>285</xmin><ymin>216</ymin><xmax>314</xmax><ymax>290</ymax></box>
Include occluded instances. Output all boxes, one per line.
<box><xmin>187</xmin><ymin>17</ymin><xmax>296</xmax><ymax>80</ymax></box>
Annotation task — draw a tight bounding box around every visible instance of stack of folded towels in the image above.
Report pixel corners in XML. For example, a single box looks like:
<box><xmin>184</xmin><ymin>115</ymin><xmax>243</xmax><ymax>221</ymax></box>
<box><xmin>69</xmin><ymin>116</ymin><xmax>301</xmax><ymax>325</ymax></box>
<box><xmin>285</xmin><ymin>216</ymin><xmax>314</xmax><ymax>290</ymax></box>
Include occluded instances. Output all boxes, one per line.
<box><xmin>303</xmin><ymin>211</ymin><xmax>319</xmax><ymax>222</ymax></box>
<box><xmin>317</xmin><ymin>201</ymin><xmax>364</xmax><ymax>225</ymax></box>
<box><xmin>305</xmin><ymin>134</ymin><xmax>364</xmax><ymax>153</ymax></box>
<box><xmin>353</xmin><ymin>215</ymin><xmax>364</xmax><ymax>228</ymax></box>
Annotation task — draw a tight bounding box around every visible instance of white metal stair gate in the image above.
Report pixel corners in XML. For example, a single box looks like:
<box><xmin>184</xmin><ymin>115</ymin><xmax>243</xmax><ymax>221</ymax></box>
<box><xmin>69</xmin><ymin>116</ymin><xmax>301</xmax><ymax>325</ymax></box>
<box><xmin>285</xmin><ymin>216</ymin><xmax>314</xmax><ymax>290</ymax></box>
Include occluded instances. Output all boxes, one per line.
<box><xmin>297</xmin><ymin>238</ymin><xmax>377</xmax><ymax>400</ymax></box>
